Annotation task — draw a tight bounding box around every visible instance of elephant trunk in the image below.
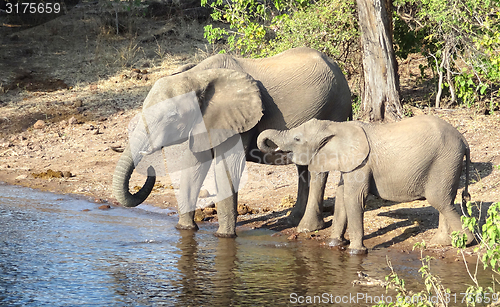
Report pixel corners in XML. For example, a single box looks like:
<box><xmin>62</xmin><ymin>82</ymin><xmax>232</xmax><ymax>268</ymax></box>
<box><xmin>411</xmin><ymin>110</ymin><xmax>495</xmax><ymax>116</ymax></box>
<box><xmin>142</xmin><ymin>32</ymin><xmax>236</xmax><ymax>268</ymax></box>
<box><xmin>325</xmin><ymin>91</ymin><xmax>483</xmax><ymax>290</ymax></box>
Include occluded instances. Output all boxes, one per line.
<box><xmin>112</xmin><ymin>145</ymin><xmax>156</xmax><ymax>207</ymax></box>
<box><xmin>257</xmin><ymin>129</ymin><xmax>283</xmax><ymax>153</ymax></box>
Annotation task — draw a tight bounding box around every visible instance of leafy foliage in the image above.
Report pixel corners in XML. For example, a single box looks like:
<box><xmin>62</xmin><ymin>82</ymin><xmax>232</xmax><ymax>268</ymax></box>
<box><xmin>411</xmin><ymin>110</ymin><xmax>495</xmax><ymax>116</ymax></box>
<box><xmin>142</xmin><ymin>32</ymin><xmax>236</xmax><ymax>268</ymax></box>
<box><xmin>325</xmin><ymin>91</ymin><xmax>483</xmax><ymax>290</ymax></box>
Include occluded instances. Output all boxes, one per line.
<box><xmin>451</xmin><ymin>201</ymin><xmax>500</xmax><ymax>306</ymax></box>
<box><xmin>201</xmin><ymin>0</ymin><xmax>499</xmax><ymax>112</ymax></box>
<box><xmin>393</xmin><ymin>0</ymin><xmax>500</xmax><ymax>109</ymax></box>
<box><xmin>201</xmin><ymin>0</ymin><xmax>359</xmax><ymax>64</ymax></box>
<box><xmin>374</xmin><ymin>247</ymin><xmax>451</xmax><ymax>307</ymax></box>
<box><xmin>453</xmin><ymin>202</ymin><xmax>500</xmax><ymax>272</ymax></box>
<box><xmin>378</xmin><ymin>202</ymin><xmax>500</xmax><ymax>307</ymax></box>
<box><xmin>266</xmin><ymin>0</ymin><xmax>359</xmax><ymax>65</ymax></box>
<box><xmin>392</xmin><ymin>8</ymin><xmax>430</xmax><ymax>60</ymax></box>
<box><xmin>202</xmin><ymin>0</ymin><xmax>310</xmax><ymax>56</ymax></box>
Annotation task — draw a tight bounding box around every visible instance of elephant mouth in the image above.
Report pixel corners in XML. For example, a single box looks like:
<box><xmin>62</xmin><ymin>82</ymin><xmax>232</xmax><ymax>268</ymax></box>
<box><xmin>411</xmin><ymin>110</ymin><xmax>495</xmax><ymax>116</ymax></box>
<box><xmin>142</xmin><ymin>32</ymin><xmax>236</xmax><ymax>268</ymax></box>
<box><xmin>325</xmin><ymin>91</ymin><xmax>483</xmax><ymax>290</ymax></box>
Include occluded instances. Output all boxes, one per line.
<box><xmin>273</xmin><ymin>146</ymin><xmax>293</xmax><ymax>156</ymax></box>
<box><xmin>262</xmin><ymin>138</ymin><xmax>279</xmax><ymax>152</ymax></box>
<box><xmin>273</xmin><ymin>148</ymin><xmax>294</xmax><ymax>163</ymax></box>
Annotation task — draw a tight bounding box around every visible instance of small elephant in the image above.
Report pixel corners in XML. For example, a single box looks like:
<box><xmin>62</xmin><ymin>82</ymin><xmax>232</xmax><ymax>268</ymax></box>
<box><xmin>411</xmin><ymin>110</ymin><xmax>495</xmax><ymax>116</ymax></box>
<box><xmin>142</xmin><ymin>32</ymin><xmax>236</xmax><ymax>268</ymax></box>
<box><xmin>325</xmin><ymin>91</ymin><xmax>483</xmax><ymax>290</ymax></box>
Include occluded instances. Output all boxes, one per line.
<box><xmin>258</xmin><ymin>115</ymin><xmax>474</xmax><ymax>254</ymax></box>
<box><xmin>113</xmin><ymin>47</ymin><xmax>352</xmax><ymax>237</ymax></box>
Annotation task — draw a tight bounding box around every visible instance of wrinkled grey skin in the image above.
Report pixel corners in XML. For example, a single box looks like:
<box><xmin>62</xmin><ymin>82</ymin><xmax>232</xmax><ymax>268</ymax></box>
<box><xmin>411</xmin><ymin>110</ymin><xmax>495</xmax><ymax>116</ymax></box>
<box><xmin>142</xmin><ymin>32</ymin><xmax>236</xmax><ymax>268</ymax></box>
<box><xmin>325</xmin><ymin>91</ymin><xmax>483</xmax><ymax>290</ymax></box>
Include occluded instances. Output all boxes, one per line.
<box><xmin>113</xmin><ymin>47</ymin><xmax>352</xmax><ymax>237</ymax></box>
<box><xmin>258</xmin><ymin>115</ymin><xmax>473</xmax><ymax>254</ymax></box>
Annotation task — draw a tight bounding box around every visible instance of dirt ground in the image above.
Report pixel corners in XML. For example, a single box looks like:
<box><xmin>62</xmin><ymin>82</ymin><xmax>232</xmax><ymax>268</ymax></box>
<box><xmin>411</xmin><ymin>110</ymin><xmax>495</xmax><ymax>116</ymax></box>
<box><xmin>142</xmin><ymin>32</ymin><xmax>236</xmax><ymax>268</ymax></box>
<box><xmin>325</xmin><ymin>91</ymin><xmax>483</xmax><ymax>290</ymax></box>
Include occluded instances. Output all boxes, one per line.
<box><xmin>1</xmin><ymin>2</ymin><xmax>499</xmax><ymax>259</ymax></box>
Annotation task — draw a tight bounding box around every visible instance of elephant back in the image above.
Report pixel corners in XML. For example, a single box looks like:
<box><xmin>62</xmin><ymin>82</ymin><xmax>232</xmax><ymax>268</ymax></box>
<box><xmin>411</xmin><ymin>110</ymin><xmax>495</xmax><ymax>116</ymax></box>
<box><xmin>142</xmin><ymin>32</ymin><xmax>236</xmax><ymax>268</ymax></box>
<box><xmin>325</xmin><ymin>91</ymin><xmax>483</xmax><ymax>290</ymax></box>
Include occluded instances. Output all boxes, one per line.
<box><xmin>172</xmin><ymin>48</ymin><xmax>352</xmax><ymax>131</ymax></box>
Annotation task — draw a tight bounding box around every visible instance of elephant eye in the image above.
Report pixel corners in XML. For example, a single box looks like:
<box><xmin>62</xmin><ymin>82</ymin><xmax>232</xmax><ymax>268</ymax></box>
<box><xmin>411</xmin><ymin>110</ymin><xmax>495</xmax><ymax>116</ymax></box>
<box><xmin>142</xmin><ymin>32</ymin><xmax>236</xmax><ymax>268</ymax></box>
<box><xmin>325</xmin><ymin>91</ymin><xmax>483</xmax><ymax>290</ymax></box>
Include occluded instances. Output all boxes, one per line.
<box><xmin>294</xmin><ymin>136</ymin><xmax>301</xmax><ymax>142</ymax></box>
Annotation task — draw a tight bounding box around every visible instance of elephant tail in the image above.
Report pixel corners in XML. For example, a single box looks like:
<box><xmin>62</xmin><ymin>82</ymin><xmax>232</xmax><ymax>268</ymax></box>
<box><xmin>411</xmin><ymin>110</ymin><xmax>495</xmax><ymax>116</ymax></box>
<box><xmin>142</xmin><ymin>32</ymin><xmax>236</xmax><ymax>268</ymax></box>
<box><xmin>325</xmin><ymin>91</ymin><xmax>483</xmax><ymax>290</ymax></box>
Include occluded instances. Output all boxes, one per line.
<box><xmin>461</xmin><ymin>142</ymin><xmax>471</xmax><ymax>216</ymax></box>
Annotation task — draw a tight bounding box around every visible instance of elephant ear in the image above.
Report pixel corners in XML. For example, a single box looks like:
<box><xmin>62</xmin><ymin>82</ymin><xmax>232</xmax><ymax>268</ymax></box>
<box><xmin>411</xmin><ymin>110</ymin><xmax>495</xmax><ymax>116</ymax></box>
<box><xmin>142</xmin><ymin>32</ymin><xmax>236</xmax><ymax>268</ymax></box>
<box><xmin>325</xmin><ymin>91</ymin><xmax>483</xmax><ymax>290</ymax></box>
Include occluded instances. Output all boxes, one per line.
<box><xmin>309</xmin><ymin>122</ymin><xmax>369</xmax><ymax>173</ymax></box>
<box><xmin>189</xmin><ymin>68</ymin><xmax>263</xmax><ymax>152</ymax></box>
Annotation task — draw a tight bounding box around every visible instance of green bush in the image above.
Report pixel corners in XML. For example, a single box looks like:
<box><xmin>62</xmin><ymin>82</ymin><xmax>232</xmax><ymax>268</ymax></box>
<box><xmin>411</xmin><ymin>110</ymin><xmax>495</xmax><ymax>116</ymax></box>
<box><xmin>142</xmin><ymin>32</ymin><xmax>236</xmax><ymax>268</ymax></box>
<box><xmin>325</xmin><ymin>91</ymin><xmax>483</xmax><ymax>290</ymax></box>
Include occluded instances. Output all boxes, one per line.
<box><xmin>266</xmin><ymin>0</ymin><xmax>359</xmax><ymax>65</ymax></box>
<box><xmin>393</xmin><ymin>0</ymin><xmax>500</xmax><ymax>109</ymax></box>
<box><xmin>202</xmin><ymin>0</ymin><xmax>310</xmax><ymax>56</ymax></box>
<box><xmin>450</xmin><ymin>201</ymin><xmax>500</xmax><ymax>306</ymax></box>
<box><xmin>202</xmin><ymin>0</ymin><xmax>360</xmax><ymax>66</ymax></box>
<box><xmin>453</xmin><ymin>202</ymin><xmax>500</xmax><ymax>272</ymax></box>
<box><xmin>376</xmin><ymin>202</ymin><xmax>500</xmax><ymax>307</ymax></box>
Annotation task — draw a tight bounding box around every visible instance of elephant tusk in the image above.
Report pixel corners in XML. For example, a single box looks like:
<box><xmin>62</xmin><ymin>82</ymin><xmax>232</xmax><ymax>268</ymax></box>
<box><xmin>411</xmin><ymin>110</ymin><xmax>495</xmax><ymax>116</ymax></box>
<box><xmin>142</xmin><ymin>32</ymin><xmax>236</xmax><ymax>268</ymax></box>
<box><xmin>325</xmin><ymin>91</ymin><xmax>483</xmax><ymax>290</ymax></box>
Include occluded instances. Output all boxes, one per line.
<box><xmin>139</xmin><ymin>150</ymin><xmax>153</xmax><ymax>155</ymax></box>
<box><xmin>275</xmin><ymin>147</ymin><xmax>281</xmax><ymax>152</ymax></box>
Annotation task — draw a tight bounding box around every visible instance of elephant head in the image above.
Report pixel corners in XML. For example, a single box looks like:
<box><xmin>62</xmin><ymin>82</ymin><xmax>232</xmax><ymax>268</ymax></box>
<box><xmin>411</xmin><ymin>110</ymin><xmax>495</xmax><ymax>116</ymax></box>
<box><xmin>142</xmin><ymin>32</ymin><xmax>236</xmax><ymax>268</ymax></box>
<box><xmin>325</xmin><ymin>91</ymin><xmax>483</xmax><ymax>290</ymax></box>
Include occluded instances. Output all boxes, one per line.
<box><xmin>113</xmin><ymin>68</ymin><xmax>263</xmax><ymax>207</ymax></box>
<box><xmin>257</xmin><ymin>119</ymin><xmax>370</xmax><ymax>173</ymax></box>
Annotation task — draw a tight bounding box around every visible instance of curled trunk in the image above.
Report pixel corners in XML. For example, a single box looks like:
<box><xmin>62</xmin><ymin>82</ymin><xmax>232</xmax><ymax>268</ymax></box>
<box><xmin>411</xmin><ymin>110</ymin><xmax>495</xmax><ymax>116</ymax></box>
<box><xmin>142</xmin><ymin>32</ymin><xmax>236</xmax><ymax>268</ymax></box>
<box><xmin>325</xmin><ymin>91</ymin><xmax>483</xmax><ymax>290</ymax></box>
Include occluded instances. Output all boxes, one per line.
<box><xmin>112</xmin><ymin>145</ymin><xmax>156</xmax><ymax>207</ymax></box>
<box><xmin>257</xmin><ymin>130</ymin><xmax>282</xmax><ymax>153</ymax></box>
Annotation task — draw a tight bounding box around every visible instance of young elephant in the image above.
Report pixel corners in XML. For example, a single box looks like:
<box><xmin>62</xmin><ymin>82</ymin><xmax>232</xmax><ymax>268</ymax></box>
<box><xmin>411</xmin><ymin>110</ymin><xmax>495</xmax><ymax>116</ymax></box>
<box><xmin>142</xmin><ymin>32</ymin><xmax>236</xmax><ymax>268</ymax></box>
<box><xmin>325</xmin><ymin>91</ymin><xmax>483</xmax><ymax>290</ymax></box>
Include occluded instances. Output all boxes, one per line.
<box><xmin>257</xmin><ymin>115</ymin><xmax>473</xmax><ymax>254</ymax></box>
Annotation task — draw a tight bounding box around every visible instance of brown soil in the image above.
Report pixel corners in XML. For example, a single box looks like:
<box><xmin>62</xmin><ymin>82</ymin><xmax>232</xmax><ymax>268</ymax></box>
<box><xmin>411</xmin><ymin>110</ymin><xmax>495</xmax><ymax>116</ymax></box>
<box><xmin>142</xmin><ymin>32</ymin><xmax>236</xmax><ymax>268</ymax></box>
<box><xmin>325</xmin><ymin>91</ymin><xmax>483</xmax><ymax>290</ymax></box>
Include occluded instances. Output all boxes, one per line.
<box><xmin>1</xmin><ymin>3</ymin><xmax>499</xmax><ymax>259</ymax></box>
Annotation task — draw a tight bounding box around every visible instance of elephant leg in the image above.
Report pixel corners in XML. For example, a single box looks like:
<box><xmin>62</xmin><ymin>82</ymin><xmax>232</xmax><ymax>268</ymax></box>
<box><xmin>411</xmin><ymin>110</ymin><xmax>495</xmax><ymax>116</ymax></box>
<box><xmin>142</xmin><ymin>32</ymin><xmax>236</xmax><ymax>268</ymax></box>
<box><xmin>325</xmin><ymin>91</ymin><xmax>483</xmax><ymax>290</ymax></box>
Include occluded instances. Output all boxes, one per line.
<box><xmin>426</xmin><ymin>166</ymin><xmax>474</xmax><ymax>245</ymax></box>
<box><xmin>175</xmin><ymin>148</ymin><xmax>213</xmax><ymax>231</ymax></box>
<box><xmin>431</xmin><ymin>213</ymin><xmax>451</xmax><ymax>245</ymax></box>
<box><xmin>214</xmin><ymin>193</ymin><xmax>239</xmax><ymax>238</ymax></box>
<box><xmin>296</xmin><ymin>170</ymin><xmax>328</xmax><ymax>232</ymax></box>
<box><xmin>429</xmin><ymin>204</ymin><xmax>474</xmax><ymax>246</ymax></box>
<box><xmin>342</xmin><ymin>171</ymin><xmax>370</xmax><ymax>254</ymax></box>
<box><xmin>213</xmin><ymin>135</ymin><xmax>246</xmax><ymax>238</ymax></box>
<box><xmin>328</xmin><ymin>176</ymin><xmax>349</xmax><ymax>247</ymax></box>
<box><xmin>288</xmin><ymin>165</ymin><xmax>310</xmax><ymax>226</ymax></box>
<box><xmin>425</xmin><ymin>184</ymin><xmax>474</xmax><ymax>245</ymax></box>
<box><xmin>177</xmin><ymin>211</ymin><xmax>199</xmax><ymax>231</ymax></box>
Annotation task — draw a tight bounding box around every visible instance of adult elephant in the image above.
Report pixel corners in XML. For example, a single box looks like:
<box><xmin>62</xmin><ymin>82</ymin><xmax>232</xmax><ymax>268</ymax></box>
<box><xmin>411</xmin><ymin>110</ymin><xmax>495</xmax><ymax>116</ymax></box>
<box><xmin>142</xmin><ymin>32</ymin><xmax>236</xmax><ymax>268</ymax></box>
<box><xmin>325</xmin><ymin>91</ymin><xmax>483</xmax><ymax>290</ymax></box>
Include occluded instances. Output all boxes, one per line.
<box><xmin>112</xmin><ymin>47</ymin><xmax>352</xmax><ymax>237</ymax></box>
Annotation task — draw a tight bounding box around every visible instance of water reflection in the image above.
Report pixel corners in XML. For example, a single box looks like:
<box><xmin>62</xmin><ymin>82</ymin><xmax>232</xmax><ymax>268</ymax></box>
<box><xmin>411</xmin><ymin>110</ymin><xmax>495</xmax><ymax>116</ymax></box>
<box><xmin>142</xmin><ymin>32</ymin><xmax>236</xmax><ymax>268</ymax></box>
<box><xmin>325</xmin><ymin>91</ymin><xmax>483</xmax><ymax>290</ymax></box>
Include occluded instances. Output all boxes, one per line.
<box><xmin>0</xmin><ymin>184</ymin><xmax>494</xmax><ymax>306</ymax></box>
<box><xmin>174</xmin><ymin>229</ymin><xmax>205</xmax><ymax>307</ymax></box>
<box><xmin>212</xmin><ymin>237</ymin><xmax>238</xmax><ymax>306</ymax></box>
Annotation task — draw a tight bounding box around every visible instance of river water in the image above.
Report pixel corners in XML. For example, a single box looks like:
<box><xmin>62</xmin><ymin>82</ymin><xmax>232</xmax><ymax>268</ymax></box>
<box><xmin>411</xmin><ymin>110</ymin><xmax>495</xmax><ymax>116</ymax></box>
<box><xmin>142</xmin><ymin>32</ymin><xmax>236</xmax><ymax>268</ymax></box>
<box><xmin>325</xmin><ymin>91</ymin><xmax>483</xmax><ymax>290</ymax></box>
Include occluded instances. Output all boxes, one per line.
<box><xmin>0</xmin><ymin>183</ymin><xmax>495</xmax><ymax>306</ymax></box>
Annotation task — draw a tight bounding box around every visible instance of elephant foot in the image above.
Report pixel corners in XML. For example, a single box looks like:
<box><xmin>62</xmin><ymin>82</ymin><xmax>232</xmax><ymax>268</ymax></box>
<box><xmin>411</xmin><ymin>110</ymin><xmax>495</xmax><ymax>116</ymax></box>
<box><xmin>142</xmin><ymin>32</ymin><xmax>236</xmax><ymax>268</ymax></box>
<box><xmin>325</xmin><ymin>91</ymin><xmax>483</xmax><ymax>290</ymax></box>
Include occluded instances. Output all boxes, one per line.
<box><xmin>430</xmin><ymin>230</ymin><xmax>452</xmax><ymax>246</ymax></box>
<box><xmin>461</xmin><ymin>229</ymin><xmax>476</xmax><ymax>246</ymax></box>
<box><xmin>175</xmin><ymin>223</ymin><xmax>199</xmax><ymax>231</ymax></box>
<box><xmin>431</xmin><ymin>229</ymin><xmax>475</xmax><ymax>246</ymax></box>
<box><xmin>327</xmin><ymin>238</ymin><xmax>349</xmax><ymax>247</ymax></box>
<box><xmin>465</xmin><ymin>232</ymin><xmax>476</xmax><ymax>246</ymax></box>
<box><xmin>296</xmin><ymin>218</ymin><xmax>324</xmax><ymax>233</ymax></box>
<box><xmin>286</xmin><ymin>210</ymin><xmax>304</xmax><ymax>227</ymax></box>
<box><xmin>214</xmin><ymin>232</ymin><xmax>237</xmax><ymax>238</ymax></box>
<box><xmin>347</xmin><ymin>247</ymin><xmax>368</xmax><ymax>255</ymax></box>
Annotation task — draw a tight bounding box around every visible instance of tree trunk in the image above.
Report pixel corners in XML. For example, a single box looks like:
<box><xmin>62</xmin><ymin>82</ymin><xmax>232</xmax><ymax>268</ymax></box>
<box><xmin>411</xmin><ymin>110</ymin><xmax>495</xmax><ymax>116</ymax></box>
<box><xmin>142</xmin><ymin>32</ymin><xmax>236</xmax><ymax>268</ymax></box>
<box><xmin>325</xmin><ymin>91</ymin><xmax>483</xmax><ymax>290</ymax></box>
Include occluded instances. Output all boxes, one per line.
<box><xmin>357</xmin><ymin>0</ymin><xmax>403</xmax><ymax>122</ymax></box>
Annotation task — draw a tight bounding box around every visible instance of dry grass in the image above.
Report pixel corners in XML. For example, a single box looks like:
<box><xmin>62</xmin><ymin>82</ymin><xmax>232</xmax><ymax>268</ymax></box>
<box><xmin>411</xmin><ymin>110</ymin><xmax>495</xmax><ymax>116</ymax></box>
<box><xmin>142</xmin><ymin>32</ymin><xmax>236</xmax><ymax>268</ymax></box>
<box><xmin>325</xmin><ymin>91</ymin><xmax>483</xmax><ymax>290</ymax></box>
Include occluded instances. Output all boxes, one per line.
<box><xmin>0</xmin><ymin>2</ymin><xmax>217</xmax><ymax>137</ymax></box>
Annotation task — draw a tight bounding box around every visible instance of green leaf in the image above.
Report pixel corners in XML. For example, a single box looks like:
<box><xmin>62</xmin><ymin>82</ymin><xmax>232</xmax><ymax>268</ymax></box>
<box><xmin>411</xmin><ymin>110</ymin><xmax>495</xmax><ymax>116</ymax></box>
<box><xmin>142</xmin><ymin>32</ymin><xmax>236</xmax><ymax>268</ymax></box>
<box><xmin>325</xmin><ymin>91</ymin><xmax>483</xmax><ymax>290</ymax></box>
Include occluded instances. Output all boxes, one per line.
<box><xmin>480</xmin><ymin>84</ymin><xmax>488</xmax><ymax>95</ymax></box>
